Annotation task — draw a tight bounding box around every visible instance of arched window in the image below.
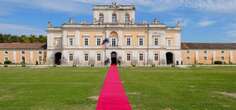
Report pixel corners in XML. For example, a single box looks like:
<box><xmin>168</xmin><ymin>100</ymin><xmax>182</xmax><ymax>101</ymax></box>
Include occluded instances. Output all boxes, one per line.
<box><xmin>125</xmin><ymin>13</ymin><xmax>130</xmax><ymax>23</ymax></box>
<box><xmin>99</xmin><ymin>13</ymin><xmax>104</xmax><ymax>23</ymax></box>
<box><xmin>112</xmin><ymin>13</ymin><xmax>117</xmax><ymax>23</ymax></box>
<box><xmin>110</xmin><ymin>31</ymin><xmax>118</xmax><ymax>47</ymax></box>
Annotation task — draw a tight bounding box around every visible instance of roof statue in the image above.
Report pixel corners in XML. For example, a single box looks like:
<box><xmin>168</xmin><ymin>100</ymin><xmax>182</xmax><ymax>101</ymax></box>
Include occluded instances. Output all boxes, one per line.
<box><xmin>48</xmin><ymin>21</ymin><xmax>52</xmax><ymax>28</ymax></box>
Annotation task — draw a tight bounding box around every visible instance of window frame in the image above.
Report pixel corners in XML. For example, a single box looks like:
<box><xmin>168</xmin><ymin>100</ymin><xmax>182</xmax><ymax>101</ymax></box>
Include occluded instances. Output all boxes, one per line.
<box><xmin>112</xmin><ymin>13</ymin><xmax>117</xmax><ymax>23</ymax></box>
<box><xmin>127</xmin><ymin>53</ymin><xmax>131</xmax><ymax>61</ymax></box>
<box><xmin>84</xmin><ymin>54</ymin><xmax>89</xmax><ymax>61</ymax></box>
<box><xmin>139</xmin><ymin>53</ymin><xmax>144</xmax><ymax>61</ymax></box>
<box><xmin>126</xmin><ymin>37</ymin><xmax>131</xmax><ymax>46</ymax></box>
<box><xmin>69</xmin><ymin>38</ymin><xmax>74</xmax><ymax>46</ymax></box>
<box><xmin>138</xmin><ymin>37</ymin><xmax>144</xmax><ymax>46</ymax></box>
<box><xmin>154</xmin><ymin>54</ymin><xmax>158</xmax><ymax>61</ymax></box>
<box><xmin>69</xmin><ymin>54</ymin><xmax>74</xmax><ymax>61</ymax></box>
<box><xmin>96</xmin><ymin>37</ymin><xmax>102</xmax><ymax>46</ymax></box>
<box><xmin>84</xmin><ymin>37</ymin><xmax>89</xmax><ymax>46</ymax></box>
<box><xmin>111</xmin><ymin>38</ymin><xmax>117</xmax><ymax>47</ymax></box>
<box><xmin>97</xmin><ymin>53</ymin><xmax>101</xmax><ymax>61</ymax></box>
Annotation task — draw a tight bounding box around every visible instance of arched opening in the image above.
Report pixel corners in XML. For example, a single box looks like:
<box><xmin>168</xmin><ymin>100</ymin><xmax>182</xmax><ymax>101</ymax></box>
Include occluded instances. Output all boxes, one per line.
<box><xmin>166</xmin><ymin>52</ymin><xmax>174</xmax><ymax>65</ymax></box>
<box><xmin>110</xmin><ymin>31</ymin><xmax>118</xmax><ymax>47</ymax></box>
<box><xmin>55</xmin><ymin>52</ymin><xmax>62</xmax><ymax>65</ymax></box>
<box><xmin>111</xmin><ymin>51</ymin><xmax>117</xmax><ymax>65</ymax></box>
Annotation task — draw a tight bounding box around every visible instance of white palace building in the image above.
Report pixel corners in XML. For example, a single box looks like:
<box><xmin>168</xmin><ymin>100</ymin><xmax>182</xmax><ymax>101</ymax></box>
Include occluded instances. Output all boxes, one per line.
<box><xmin>47</xmin><ymin>3</ymin><xmax>183</xmax><ymax>66</ymax></box>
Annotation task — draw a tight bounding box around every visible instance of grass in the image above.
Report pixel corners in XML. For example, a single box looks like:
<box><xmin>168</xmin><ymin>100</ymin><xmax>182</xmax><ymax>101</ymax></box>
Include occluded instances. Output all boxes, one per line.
<box><xmin>0</xmin><ymin>67</ymin><xmax>107</xmax><ymax>110</ymax></box>
<box><xmin>0</xmin><ymin>66</ymin><xmax>236</xmax><ymax>110</ymax></box>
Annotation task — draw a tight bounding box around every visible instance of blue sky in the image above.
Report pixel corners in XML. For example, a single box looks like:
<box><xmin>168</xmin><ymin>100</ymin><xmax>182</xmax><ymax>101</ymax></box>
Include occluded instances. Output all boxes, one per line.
<box><xmin>0</xmin><ymin>0</ymin><xmax>236</xmax><ymax>42</ymax></box>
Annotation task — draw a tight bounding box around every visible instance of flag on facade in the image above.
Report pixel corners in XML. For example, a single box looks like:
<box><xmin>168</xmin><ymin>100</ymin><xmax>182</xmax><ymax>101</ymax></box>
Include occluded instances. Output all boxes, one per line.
<box><xmin>102</xmin><ymin>38</ymin><xmax>109</xmax><ymax>45</ymax></box>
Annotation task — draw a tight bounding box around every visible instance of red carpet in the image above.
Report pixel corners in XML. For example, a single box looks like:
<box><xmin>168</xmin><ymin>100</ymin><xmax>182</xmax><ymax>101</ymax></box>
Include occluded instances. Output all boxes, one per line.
<box><xmin>96</xmin><ymin>65</ymin><xmax>132</xmax><ymax>110</ymax></box>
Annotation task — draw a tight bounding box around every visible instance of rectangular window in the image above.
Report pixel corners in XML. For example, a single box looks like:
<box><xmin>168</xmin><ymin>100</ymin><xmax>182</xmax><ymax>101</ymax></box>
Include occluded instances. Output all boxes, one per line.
<box><xmin>139</xmin><ymin>38</ymin><xmax>144</xmax><ymax>46</ymax></box>
<box><xmin>139</xmin><ymin>53</ymin><xmax>144</xmax><ymax>61</ymax></box>
<box><xmin>97</xmin><ymin>53</ymin><xmax>101</xmax><ymax>61</ymax></box>
<box><xmin>112</xmin><ymin>14</ymin><xmax>117</xmax><ymax>23</ymax></box>
<box><xmin>84</xmin><ymin>38</ymin><xmax>89</xmax><ymax>46</ymax></box>
<box><xmin>84</xmin><ymin>54</ymin><xmax>89</xmax><ymax>61</ymax></box>
<box><xmin>154</xmin><ymin>37</ymin><xmax>158</xmax><ymax>46</ymax></box>
<box><xmin>167</xmin><ymin>40</ymin><xmax>171</xmax><ymax>47</ymax></box>
<box><xmin>112</xmin><ymin>38</ymin><xmax>116</xmax><ymax>47</ymax></box>
<box><xmin>127</xmin><ymin>37</ymin><xmax>131</xmax><ymax>46</ymax></box>
<box><xmin>154</xmin><ymin>54</ymin><xmax>158</xmax><ymax>61</ymax></box>
<box><xmin>127</xmin><ymin>54</ymin><xmax>131</xmax><ymax>61</ymax></box>
<box><xmin>69</xmin><ymin>54</ymin><xmax>73</xmax><ymax>61</ymax></box>
<box><xmin>69</xmin><ymin>38</ymin><xmax>73</xmax><ymax>46</ymax></box>
<box><xmin>96</xmin><ymin>38</ymin><xmax>101</xmax><ymax>46</ymax></box>
<box><xmin>204</xmin><ymin>56</ymin><xmax>208</xmax><ymax>60</ymax></box>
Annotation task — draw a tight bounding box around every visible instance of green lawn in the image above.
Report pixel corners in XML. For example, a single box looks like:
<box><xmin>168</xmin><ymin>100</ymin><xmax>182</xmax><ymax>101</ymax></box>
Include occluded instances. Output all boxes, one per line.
<box><xmin>0</xmin><ymin>66</ymin><xmax>236</xmax><ymax>110</ymax></box>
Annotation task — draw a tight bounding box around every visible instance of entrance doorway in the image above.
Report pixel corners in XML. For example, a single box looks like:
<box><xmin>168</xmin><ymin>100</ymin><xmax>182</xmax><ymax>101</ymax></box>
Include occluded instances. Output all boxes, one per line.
<box><xmin>55</xmin><ymin>52</ymin><xmax>62</xmax><ymax>65</ymax></box>
<box><xmin>166</xmin><ymin>52</ymin><xmax>174</xmax><ymax>65</ymax></box>
<box><xmin>111</xmin><ymin>51</ymin><xmax>117</xmax><ymax>65</ymax></box>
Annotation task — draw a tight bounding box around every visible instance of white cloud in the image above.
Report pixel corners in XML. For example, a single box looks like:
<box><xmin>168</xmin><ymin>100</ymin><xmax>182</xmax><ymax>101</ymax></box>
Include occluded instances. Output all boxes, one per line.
<box><xmin>198</xmin><ymin>20</ymin><xmax>216</xmax><ymax>27</ymax></box>
<box><xmin>0</xmin><ymin>23</ymin><xmax>44</xmax><ymax>35</ymax></box>
<box><xmin>189</xmin><ymin>0</ymin><xmax>236</xmax><ymax>13</ymax></box>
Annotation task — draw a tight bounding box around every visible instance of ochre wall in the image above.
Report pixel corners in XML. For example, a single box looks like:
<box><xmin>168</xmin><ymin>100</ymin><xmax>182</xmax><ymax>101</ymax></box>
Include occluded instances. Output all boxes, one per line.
<box><xmin>0</xmin><ymin>49</ymin><xmax>46</xmax><ymax>65</ymax></box>
<box><xmin>182</xmin><ymin>49</ymin><xmax>236</xmax><ymax>65</ymax></box>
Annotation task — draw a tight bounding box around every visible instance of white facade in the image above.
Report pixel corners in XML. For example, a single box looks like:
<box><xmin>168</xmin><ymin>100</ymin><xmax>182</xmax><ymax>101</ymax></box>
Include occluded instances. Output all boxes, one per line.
<box><xmin>47</xmin><ymin>3</ymin><xmax>182</xmax><ymax>66</ymax></box>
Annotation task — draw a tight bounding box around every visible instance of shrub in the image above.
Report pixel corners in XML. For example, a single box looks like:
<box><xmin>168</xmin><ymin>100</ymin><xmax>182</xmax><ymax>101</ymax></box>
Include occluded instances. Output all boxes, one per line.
<box><xmin>151</xmin><ymin>64</ymin><xmax>156</xmax><ymax>67</ymax></box>
<box><xmin>4</xmin><ymin>60</ymin><xmax>12</xmax><ymax>64</ymax></box>
<box><xmin>214</xmin><ymin>61</ymin><xmax>223</xmax><ymax>64</ymax></box>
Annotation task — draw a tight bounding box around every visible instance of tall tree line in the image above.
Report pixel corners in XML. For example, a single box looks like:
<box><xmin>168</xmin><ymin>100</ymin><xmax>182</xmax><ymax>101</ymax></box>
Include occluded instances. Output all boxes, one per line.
<box><xmin>0</xmin><ymin>33</ymin><xmax>47</xmax><ymax>43</ymax></box>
